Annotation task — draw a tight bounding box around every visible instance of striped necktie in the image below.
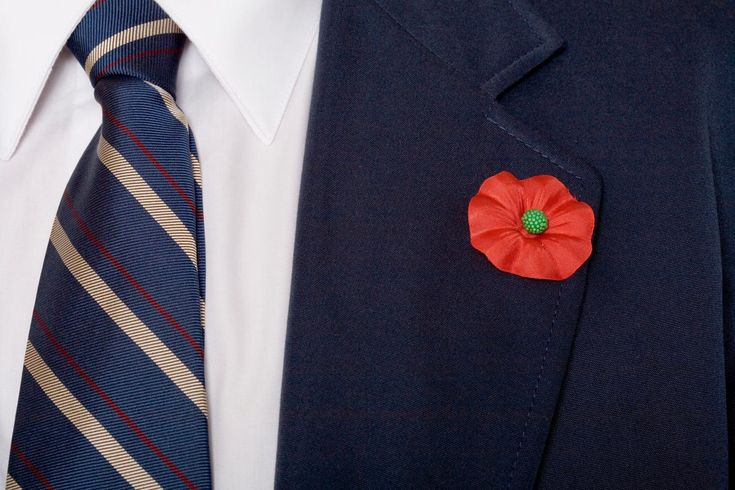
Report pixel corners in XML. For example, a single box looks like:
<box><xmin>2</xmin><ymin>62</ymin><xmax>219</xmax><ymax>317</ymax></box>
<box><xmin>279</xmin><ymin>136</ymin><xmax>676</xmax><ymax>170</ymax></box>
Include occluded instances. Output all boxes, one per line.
<box><xmin>6</xmin><ymin>1</ymin><xmax>211</xmax><ymax>488</ymax></box>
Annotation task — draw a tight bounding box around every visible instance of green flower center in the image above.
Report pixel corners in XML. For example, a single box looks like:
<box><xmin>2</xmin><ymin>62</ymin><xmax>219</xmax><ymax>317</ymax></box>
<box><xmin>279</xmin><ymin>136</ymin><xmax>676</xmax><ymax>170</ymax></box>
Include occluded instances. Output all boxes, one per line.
<box><xmin>521</xmin><ymin>209</ymin><xmax>549</xmax><ymax>235</ymax></box>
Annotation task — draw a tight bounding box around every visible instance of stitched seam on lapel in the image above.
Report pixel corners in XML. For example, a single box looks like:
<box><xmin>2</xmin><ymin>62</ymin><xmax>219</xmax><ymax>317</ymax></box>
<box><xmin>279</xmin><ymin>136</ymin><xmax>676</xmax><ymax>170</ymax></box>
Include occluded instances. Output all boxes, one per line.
<box><xmin>483</xmin><ymin>41</ymin><xmax>545</xmax><ymax>93</ymax></box>
<box><xmin>482</xmin><ymin>0</ymin><xmax>545</xmax><ymax>91</ymax></box>
<box><xmin>506</xmin><ymin>283</ymin><xmax>564</xmax><ymax>489</ymax></box>
<box><xmin>485</xmin><ymin>106</ymin><xmax>591</xmax><ymax>485</ymax></box>
<box><xmin>485</xmin><ymin>115</ymin><xmax>585</xmax><ymax>186</ymax></box>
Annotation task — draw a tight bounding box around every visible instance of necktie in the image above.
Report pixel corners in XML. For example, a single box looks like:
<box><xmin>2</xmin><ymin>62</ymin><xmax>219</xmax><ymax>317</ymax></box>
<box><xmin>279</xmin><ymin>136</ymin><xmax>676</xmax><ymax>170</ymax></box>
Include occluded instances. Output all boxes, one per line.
<box><xmin>6</xmin><ymin>1</ymin><xmax>210</xmax><ymax>488</ymax></box>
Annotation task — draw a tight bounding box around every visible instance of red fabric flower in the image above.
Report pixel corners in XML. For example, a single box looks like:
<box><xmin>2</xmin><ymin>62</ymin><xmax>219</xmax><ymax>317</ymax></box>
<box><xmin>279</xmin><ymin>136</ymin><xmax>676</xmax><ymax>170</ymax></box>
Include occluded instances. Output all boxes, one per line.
<box><xmin>468</xmin><ymin>171</ymin><xmax>595</xmax><ymax>280</ymax></box>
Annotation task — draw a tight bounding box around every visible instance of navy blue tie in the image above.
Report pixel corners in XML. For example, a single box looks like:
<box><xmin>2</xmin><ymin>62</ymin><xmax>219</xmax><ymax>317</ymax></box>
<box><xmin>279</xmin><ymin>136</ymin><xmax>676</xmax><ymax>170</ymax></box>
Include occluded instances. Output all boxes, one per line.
<box><xmin>6</xmin><ymin>0</ymin><xmax>211</xmax><ymax>488</ymax></box>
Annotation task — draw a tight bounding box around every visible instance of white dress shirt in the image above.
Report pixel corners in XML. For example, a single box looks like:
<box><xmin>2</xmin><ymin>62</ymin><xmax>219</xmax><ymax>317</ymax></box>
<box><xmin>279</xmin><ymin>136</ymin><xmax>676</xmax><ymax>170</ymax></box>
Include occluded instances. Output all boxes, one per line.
<box><xmin>0</xmin><ymin>1</ymin><xmax>322</xmax><ymax>488</ymax></box>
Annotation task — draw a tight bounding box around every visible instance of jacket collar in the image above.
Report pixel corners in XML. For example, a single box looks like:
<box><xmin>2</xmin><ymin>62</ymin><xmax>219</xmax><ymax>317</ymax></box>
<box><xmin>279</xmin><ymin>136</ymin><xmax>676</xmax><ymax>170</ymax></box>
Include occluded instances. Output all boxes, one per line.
<box><xmin>373</xmin><ymin>0</ymin><xmax>564</xmax><ymax>98</ymax></box>
<box><xmin>0</xmin><ymin>0</ymin><xmax>322</xmax><ymax>160</ymax></box>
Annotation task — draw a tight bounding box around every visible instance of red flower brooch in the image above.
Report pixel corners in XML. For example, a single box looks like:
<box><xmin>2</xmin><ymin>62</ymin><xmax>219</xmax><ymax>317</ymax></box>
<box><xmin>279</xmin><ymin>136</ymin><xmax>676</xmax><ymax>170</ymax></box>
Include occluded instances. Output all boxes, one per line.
<box><xmin>468</xmin><ymin>171</ymin><xmax>595</xmax><ymax>281</ymax></box>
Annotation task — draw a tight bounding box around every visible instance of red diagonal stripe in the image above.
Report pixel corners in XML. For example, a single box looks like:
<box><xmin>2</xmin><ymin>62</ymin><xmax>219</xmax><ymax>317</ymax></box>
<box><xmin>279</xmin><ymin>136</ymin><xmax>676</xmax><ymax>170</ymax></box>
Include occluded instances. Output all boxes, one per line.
<box><xmin>10</xmin><ymin>442</ymin><xmax>55</xmax><ymax>490</ymax></box>
<box><xmin>33</xmin><ymin>310</ymin><xmax>199</xmax><ymax>490</ymax></box>
<box><xmin>103</xmin><ymin>109</ymin><xmax>203</xmax><ymax>220</ymax></box>
<box><xmin>63</xmin><ymin>191</ymin><xmax>204</xmax><ymax>358</ymax></box>
<box><xmin>96</xmin><ymin>47</ymin><xmax>183</xmax><ymax>80</ymax></box>
<box><xmin>89</xmin><ymin>0</ymin><xmax>107</xmax><ymax>10</ymax></box>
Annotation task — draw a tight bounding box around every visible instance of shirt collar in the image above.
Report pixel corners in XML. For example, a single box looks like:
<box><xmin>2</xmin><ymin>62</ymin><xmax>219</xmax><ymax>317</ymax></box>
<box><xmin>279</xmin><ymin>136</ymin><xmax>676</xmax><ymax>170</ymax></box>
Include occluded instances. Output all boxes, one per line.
<box><xmin>0</xmin><ymin>0</ymin><xmax>322</xmax><ymax>160</ymax></box>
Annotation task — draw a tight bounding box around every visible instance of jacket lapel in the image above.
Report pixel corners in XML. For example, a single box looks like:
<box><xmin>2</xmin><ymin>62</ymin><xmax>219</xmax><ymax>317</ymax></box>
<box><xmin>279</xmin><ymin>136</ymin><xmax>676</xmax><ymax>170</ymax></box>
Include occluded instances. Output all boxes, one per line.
<box><xmin>276</xmin><ymin>0</ymin><xmax>601</xmax><ymax>487</ymax></box>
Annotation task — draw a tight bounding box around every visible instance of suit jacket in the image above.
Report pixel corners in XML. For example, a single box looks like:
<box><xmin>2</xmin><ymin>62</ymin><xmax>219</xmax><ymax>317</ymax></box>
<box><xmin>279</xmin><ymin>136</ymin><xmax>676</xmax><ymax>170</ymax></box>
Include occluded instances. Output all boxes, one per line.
<box><xmin>275</xmin><ymin>0</ymin><xmax>735</xmax><ymax>488</ymax></box>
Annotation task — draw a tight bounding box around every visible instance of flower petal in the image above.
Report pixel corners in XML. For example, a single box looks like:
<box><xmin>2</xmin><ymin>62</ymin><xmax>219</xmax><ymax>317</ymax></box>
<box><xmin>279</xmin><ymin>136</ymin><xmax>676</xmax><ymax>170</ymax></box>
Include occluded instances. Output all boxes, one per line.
<box><xmin>536</xmin><ymin>234</ymin><xmax>593</xmax><ymax>280</ymax></box>
<box><xmin>519</xmin><ymin>174</ymin><xmax>577</xmax><ymax>215</ymax></box>
<box><xmin>476</xmin><ymin>171</ymin><xmax>525</xmax><ymax>218</ymax></box>
<box><xmin>547</xmin><ymin>200</ymin><xmax>595</xmax><ymax>240</ymax></box>
<box><xmin>468</xmin><ymin>194</ymin><xmax>519</xmax><ymax>232</ymax></box>
<box><xmin>469</xmin><ymin>227</ymin><xmax>520</xmax><ymax>262</ymax></box>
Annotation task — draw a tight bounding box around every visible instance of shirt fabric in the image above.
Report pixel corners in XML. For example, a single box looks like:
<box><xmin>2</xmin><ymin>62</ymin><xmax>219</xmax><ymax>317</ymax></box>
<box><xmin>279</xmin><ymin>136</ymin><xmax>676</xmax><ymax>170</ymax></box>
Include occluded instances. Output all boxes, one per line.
<box><xmin>0</xmin><ymin>1</ymin><xmax>322</xmax><ymax>488</ymax></box>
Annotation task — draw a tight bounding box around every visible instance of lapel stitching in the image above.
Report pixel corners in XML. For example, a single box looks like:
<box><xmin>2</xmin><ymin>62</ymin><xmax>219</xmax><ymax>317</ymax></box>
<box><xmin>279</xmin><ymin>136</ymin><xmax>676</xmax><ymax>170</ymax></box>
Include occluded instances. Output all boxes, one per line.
<box><xmin>506</xmin><ymin>282</ymin><xmax>564</xmax><ymax>489</ymax></box>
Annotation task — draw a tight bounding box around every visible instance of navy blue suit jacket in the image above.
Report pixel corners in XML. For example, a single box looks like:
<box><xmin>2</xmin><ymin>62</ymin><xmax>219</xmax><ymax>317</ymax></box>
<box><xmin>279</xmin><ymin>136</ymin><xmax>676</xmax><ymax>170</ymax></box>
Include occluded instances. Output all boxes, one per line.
<box><xmin>275</xmin><ymin>1</ymin><xmax>735</xmax><ymax>488</ymax></box>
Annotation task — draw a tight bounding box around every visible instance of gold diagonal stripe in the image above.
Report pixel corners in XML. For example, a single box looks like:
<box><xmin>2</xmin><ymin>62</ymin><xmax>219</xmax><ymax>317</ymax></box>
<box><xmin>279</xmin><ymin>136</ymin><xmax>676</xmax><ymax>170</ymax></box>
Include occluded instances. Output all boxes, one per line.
<box><xmin>5</xmin><ymin>474</ymin><xmax>21</xmax><ymax>490</ymax></box>
<box><xmin>191</xmin><ymin>154</ymin><xmax>202</xmax><ymax>188</ymax></box>
<box><xmin>50</xmin><ymin>218</ymin><xmax>208</xmax><ymax>416</ymax></box>
<box><xmin>23</xmin><ymin>342</ymin><xmax>162</xmax><ymax>489</ymax></box>
<box><xmin>98</xmin><ymin>137</ymin><xmax>198</xmax><ymax>268</ymax></box>
<box><xmin>199</xmin><ymin>298</ymin><xmax>206</xmax><ymax>330</ymax></box>
<box><xmin>144</xmin><ymin>81</ymin><xmax>188</xmax><ymax>129</ymax></box>
<box><xmin>84</xmin><ymin>18</ymin><xmax>182</xmax><ymax>75</ymax></box>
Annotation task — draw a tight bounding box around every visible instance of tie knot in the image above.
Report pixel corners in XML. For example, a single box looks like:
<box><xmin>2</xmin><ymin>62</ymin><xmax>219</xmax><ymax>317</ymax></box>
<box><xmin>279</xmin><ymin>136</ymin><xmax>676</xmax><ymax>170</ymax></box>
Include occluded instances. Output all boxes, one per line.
<box><xmin>67</xmin><ymin>0</ymin><xmax>185</xmax><ymax>94</ymax></box>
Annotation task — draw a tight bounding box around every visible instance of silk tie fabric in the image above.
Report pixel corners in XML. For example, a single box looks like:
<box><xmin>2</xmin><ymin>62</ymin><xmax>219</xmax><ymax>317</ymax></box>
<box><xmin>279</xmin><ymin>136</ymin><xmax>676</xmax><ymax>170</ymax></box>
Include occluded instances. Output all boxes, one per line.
<box><xmin>6</xmin><ymin>1</ymin><xmax>210</xmax><ymax>488</ymax></box>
